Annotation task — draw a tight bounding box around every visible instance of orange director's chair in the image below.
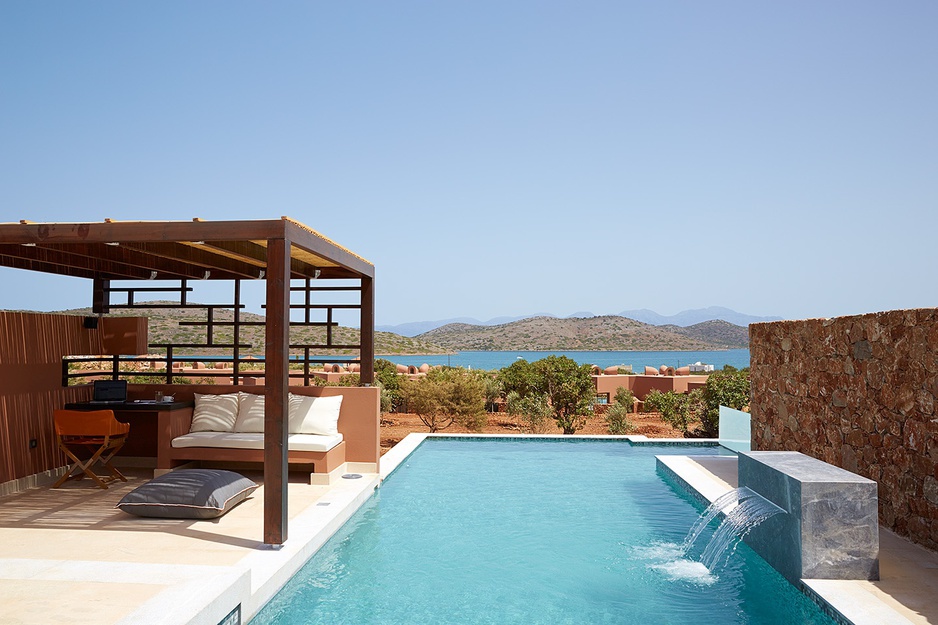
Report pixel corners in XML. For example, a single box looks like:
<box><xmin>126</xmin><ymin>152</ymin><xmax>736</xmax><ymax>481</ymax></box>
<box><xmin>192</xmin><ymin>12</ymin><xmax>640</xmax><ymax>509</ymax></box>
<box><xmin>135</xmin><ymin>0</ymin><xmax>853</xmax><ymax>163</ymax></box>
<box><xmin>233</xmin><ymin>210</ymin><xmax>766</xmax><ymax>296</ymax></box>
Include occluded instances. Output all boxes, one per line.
<box><xmin>52</xmin><ymin>409</ymin><xmax>131</xmax><ymax>489</ymax></box>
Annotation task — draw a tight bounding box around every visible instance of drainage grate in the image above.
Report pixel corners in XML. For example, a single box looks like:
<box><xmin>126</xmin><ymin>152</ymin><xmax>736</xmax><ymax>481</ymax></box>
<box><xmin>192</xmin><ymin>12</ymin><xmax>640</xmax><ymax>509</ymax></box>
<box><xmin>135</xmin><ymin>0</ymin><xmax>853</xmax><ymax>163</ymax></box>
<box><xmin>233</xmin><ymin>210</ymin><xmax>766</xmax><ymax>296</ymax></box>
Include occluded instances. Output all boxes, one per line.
<box><xmin>342</xmin><ymin>473</ymin><xmax>363</xmax><ymax>479</ymax></box>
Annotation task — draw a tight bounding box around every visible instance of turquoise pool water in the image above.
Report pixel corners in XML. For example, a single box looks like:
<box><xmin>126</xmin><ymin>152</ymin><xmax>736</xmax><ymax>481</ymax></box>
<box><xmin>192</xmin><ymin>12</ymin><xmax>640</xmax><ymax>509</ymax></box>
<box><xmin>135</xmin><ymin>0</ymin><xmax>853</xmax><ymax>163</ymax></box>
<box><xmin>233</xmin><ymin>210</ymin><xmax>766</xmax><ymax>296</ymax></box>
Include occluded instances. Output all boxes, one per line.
<box><xmin>252</xmin><ymin>439</ymin><xmax>836</xmax><ymax>624</ymax></box>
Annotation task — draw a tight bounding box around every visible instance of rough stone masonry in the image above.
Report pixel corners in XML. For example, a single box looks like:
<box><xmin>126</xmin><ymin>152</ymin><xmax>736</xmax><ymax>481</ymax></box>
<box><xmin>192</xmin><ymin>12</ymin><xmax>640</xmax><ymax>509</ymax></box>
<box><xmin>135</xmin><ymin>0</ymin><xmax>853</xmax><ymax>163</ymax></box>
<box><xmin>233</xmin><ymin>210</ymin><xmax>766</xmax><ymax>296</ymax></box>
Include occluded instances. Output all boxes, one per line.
<box><xmin>749</xmin><ymin>308</ymin><xmax>938</xmax><ymax>552</ymax></box>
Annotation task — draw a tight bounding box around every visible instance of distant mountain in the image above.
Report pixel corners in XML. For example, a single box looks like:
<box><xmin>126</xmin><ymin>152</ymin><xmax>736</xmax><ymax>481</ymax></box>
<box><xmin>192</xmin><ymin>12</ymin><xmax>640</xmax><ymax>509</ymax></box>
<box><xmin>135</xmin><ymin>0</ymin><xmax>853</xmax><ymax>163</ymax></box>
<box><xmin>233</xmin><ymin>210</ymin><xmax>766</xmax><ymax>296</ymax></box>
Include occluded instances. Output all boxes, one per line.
<box><xmin>618</xmin><ymin>306</ymin><xmax>781</xmax><ymax>327</ymax></box>
<box><xmin>658</xmin><ymin>320</ymin><xmax>749</xmax><ymax>347</ymax></box>
<box><xmin>377</xmin><ymin>314</ymin><xmax>552</xmax><ymax>337</ymax></box>
<box><xmin>380</xmin><ymin>307</ymin><xmax>777</xmax><ymax>336</ymax></box>
<box><xmin>418</xmin><ymin>315</ymin><xmax>748</xmax><ymax>351</ymax></box>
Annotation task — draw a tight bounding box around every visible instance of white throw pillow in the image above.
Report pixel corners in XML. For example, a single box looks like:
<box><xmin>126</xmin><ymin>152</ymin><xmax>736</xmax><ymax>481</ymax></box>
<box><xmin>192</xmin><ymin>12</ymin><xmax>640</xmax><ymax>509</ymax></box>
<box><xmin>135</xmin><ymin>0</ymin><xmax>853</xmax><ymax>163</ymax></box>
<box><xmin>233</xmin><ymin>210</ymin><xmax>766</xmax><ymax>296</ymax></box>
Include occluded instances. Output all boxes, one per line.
<box><xmin>189</xmin><ymin>393</ymin><xmax>240</xmax><ymax>433</ymax></box>
<box><xmin>289</xmin><ymin>394</ymin><xmax>342</xmax><ymax>436</ymax></box>
<box><xmin>233</xmin><ymin>392</ymin><xmax>266</xmax><ymax>433</ymax></box>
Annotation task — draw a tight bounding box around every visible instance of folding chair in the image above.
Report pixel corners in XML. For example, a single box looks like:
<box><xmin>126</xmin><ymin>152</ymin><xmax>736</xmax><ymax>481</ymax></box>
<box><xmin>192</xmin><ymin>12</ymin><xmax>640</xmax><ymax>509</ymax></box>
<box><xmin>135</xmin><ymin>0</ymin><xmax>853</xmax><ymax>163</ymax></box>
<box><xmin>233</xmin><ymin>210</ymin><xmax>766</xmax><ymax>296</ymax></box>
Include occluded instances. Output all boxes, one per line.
<box><xmin>52</xmin><ymin>409</ymin><xmax>131</xmax><ymax>489</ymax></box>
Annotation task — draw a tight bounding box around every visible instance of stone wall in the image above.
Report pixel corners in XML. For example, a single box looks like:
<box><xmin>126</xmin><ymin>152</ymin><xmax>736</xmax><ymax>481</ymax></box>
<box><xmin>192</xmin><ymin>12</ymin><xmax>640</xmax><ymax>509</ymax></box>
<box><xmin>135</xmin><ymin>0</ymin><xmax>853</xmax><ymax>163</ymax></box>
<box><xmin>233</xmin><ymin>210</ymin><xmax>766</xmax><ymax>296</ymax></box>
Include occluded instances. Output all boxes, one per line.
<box><xmin>749</xmin><ymin>308</ymin><xmax>938</xmax><ymax>552</ymax></box>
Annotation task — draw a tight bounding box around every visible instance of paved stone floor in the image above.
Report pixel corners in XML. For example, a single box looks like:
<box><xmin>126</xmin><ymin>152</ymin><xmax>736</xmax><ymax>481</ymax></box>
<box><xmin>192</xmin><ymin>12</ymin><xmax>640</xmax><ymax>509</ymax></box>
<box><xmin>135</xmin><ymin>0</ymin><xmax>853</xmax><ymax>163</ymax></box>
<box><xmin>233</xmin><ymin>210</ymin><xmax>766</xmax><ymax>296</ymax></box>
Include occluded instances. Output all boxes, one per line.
<box><xmin>0</xmin><ymin>467</ymin><xmax>379</xmax><ymax>625</ymax></box>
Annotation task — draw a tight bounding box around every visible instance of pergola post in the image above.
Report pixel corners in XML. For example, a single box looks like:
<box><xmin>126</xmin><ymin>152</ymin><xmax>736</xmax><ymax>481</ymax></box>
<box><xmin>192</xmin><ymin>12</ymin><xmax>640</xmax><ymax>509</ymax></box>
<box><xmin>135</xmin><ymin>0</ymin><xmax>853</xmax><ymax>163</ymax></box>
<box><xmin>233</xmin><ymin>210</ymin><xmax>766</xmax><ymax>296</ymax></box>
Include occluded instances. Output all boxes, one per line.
<box><xmin>264</xmin><ymin>235</ymin><xmax>291</xmax><ymax>545</ymax></box>
<box><xmin>360</xmin><ymin>275</ymin><xmax>375</xmax><ymax>385</ymax></box>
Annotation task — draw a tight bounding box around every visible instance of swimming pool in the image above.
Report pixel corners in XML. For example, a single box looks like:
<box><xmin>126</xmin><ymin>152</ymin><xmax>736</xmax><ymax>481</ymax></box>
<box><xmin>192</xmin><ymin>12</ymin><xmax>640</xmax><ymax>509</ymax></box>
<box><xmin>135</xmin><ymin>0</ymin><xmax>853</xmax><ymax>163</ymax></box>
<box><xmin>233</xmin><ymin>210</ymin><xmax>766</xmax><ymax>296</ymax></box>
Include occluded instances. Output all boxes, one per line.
<box><xmin>252</xmin><ymin>439</ymin><xmax>837</xmax><ymax>624</ymax></box>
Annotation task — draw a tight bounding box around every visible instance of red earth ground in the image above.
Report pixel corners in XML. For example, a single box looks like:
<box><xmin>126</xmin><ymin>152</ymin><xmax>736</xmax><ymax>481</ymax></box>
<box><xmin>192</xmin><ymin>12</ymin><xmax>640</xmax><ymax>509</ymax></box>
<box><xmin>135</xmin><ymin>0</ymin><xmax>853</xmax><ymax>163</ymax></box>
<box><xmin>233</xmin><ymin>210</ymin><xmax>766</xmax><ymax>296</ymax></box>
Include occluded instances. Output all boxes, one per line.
<box><xmin>380</xmin><ymin>410</ymin><xmax>684</xmax><ymax>454</ymax></box>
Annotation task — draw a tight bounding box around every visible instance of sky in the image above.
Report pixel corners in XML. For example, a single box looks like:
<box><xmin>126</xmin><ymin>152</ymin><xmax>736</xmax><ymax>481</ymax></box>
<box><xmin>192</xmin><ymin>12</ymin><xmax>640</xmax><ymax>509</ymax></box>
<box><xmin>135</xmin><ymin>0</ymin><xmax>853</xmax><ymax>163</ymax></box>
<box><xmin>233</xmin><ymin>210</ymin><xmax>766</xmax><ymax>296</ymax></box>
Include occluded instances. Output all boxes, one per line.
<box><xmin>1</xmin><ymin>2</ymin><xmax>936</xmax><ymax>327</ymax></box>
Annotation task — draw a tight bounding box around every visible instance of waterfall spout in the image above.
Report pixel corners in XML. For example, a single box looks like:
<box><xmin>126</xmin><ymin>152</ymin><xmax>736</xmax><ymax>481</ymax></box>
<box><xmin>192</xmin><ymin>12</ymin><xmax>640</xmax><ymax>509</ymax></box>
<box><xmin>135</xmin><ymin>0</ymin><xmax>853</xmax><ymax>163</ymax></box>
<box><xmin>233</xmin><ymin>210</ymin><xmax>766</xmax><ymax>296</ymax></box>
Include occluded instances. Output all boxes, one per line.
<box><xmin>684</xmin><ymin>487</ymin><xmax>785</xmax><ymax>572</ymax></box>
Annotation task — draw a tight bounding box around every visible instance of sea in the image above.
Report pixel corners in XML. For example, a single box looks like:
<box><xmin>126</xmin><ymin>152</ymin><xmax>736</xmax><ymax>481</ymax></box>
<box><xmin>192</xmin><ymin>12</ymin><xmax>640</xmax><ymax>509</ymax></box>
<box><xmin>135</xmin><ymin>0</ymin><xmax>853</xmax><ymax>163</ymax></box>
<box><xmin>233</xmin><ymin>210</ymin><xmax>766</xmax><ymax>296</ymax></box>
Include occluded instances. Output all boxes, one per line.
<box><xmin>379</xmin><ymin>348</ymin><xmax>750</xmax><ymax>372</ymax></box>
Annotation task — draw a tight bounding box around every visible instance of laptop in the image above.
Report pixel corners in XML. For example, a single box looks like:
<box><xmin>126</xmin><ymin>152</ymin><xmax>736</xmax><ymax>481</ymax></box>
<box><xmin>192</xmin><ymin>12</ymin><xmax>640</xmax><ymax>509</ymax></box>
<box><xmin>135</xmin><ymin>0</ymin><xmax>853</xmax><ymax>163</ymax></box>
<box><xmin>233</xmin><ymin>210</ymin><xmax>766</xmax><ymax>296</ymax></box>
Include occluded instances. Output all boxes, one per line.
<box><xmin>89</xmin><ymin>380</ymin><xmax>128</xmax><ymax>404</ymax></box>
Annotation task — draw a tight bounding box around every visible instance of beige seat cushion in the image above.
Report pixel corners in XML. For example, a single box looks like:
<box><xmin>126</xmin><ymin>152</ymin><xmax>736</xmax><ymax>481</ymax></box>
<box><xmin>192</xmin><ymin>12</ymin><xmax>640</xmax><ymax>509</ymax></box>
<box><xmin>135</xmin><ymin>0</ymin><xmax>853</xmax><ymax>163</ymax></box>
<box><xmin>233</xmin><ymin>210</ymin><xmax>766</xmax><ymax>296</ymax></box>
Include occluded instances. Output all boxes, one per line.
<box><xmin>289</xmin><ymin>394</ymin><xmax>343</xmax><ymax>436</ymax></box>
<box><xmin>171</xmin><ymin>431</ymin><xmax>343</xmax><ymax>452</ymax></box>
<box><xmin>233</xmin><ymin>392</ymin><xmax>265</xmax><ymax>433</ymax></box>
<box><xmin>189</xmin><ymin>393</ymin><xmax>240</xmax><ymax>433</ymax></box>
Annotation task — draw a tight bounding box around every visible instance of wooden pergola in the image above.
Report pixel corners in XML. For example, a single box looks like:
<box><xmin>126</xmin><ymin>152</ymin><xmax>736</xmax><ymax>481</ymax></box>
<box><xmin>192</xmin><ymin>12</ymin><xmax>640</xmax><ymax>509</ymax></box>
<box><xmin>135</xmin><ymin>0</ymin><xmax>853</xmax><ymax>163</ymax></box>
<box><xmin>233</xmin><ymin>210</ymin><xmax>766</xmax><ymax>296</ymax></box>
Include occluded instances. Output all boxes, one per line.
<box><xmin>0</xmin><ymin>217</ymin><xmax>375</xmax><ymax>545</ymax></box>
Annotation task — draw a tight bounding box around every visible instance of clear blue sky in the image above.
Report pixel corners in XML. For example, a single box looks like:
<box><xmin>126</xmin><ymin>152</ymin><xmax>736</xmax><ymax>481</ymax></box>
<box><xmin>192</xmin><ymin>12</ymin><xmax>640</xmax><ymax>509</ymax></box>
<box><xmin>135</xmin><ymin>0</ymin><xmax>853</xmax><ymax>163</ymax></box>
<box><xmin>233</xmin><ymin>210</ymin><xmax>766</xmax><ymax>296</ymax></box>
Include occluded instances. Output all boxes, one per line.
<box><xmin>2</xmin><ymin>2</ymin><xmax>936</xmax><ymax>326</ymax></box>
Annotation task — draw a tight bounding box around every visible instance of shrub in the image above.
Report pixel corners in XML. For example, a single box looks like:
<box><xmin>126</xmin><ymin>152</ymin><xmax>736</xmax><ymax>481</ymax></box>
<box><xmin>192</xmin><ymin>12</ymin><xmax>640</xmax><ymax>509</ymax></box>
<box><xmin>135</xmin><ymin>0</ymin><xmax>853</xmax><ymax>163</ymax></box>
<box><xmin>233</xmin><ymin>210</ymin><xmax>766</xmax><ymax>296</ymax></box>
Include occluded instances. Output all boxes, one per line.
<box><xmin>375</xmin><ymin>359</ymin><xmax>403</xmax><ymax>411</ymax></box>
<box><xmin>644</xmin><ymin>389</ymin><xmax>702</xmax><ymax>435</ymax></box>
<box><xmin>506</xmin><ymin>391</ymin><xmax>553</xmax><ymax>433</ymax></box>
<box><xmin>605</xmin><ymin>401</ymin><xmax>633</xmax><ymax>434</ymax></box>
<box><xmin>698</xmin><ymin>368</ymin><xmax>750</xmax><ymax>436</ymax></box>
<box><xmin>613</xmin><ymin>387</ymin><xmax>635</xmax><ymax>409</ymax></box>
<box><xmin>605</xmin><ymin>387</ymin><xmax>635</xmax><ymax>434</ymax></box>
<box><xmin>378</xmin><ymin>383</ymin><xmax>394</xmax><ymax>413</ymax></box>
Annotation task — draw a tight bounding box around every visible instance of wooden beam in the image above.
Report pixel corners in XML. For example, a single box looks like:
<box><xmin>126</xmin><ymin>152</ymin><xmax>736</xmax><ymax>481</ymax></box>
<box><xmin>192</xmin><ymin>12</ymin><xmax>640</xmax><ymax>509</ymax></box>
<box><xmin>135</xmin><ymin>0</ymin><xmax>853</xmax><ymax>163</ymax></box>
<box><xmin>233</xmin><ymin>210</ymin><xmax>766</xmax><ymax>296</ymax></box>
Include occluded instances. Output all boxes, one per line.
<box><xmin>284</xmin><ymin>220</ymin><xmax>375</xmax><ymax>278</ymax></box>
<box><xmin>200</xmin><ymin>240</ymin><xmax>322</xmax><ymax>280</ymax></box>
<box><xmin>264</xmin><ymin>235</ymin><xmax>291</xmax><ymax>546</ymax></box>
<box><xmin>360</xmin><ymin>275</ymin><xmax>375</xmax><ymax>385</ymax></box>
<box><xmin>0</xmin><ymin>219</ymin><xmax>287</xmax><ymax>245</ymax></box>
<box><xmin>92</xmin><ymin>278</ymin><xmax>110</xmax><ymax>314</ymax></box>
<box><xmin>0</xmin><ymin>244</ymin><xmax>155</xmax><ymax>280</ymax></box>
<box><xmin>0</xmin><ymin>253</ymin><xmax>97</xmax><ymax>279</ymax></box>
<box><xmin>35</xmin><ymin>242</ymin><xmax>214</xmax><ymax>281</ymax></box>
<box><xmin>121</xmin><ymin>242</ymin><xmax>261</xmax><ymax>280</ymax></box>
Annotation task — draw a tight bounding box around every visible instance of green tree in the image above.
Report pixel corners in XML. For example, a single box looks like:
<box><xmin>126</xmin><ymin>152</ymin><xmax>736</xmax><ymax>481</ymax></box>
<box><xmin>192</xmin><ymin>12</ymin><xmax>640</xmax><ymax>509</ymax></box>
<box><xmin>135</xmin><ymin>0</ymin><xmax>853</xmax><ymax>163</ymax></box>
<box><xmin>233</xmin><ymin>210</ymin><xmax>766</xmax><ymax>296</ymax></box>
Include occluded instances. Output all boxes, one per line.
<box><xmin>441</xmin><ymin>368</ymin><xmax>487</xmax><ymax>431</ymax></box>
<box><xmin>398</xmin><ymin>368</ymin><xmax>487</xmax><ymax>433</ymax></box>
<box><xmin>399</xmin><ymin>374</ymin><xmax>453</xmax><ymax>432</ymax></box>
<box><xmin>698</xmin><ymin>368</ymin><xmax>750</xmax><ymax>436</ymax></box>
<box><xmin>532</xmin><ymin>355</ymin><xmax>595</xmax><ymax>434</ymax></box>
<box><xmin>480</xmin><ymin>373</ymin><xmax>502</xmax><ymax>413</ymax></box>
<box><xmin>498</xmin><ymin>356</ymin><xmax>595</xmax><ymax>434</ymax></box>
<box><xmin>497</xmin><ymin>358</ymin><xmax>539</xmax><ymax>398</ymax></box>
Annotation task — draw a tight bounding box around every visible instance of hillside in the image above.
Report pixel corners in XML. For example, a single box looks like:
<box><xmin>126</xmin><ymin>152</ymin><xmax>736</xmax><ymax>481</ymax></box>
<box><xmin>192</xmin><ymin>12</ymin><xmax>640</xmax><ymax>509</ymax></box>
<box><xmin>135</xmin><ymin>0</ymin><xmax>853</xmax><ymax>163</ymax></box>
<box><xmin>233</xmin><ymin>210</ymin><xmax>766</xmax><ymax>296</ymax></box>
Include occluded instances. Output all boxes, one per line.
<box><xmin>657</xmin><ymin>320</ymin><xmax>749</xmax><ymax>347</ymax></box>
<box><xmin>59</xmin><ymin>303</ymin><xmax>448</xmax><ymax>356</ymax></box>
<box><xmin>418</xmin><ymin>315</ymin><xmax>748</xmax><ymax>351</ymax></box>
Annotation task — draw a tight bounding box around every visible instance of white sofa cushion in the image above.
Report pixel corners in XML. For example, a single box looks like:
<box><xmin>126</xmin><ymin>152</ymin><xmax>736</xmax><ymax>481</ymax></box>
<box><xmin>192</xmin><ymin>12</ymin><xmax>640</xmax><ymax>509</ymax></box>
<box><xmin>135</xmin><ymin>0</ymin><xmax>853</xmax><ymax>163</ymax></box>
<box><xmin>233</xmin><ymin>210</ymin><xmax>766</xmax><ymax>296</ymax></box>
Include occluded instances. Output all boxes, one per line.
<box><xmin>189</xmin><ymin>393</ymin><xmax>240</xmax><ymax>433</ymax></box>
<box><xmin>289</xmin><ymin>394</ymin><xmax>343</xmax><ymax>436</ymax></box>
<box><xmin>233</xmin><ymin>392</ymin><xmax>265</xmax><ymax>433</ymax></box>
<box><xmin>171</xmin><ymin>431</ymin><xmax>343</xmax><ymax>453</ymax></box>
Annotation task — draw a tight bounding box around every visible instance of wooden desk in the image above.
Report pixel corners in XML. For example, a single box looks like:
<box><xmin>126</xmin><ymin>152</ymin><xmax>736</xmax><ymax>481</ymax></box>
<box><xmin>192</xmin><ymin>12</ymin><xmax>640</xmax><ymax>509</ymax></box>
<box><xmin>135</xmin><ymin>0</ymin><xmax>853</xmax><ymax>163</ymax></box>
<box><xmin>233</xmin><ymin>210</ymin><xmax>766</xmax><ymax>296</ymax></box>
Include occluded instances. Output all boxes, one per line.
<box><xmin>63</xmin><ymin>401</ymin><xmax>194</xmax><ymax>458</ymax></box>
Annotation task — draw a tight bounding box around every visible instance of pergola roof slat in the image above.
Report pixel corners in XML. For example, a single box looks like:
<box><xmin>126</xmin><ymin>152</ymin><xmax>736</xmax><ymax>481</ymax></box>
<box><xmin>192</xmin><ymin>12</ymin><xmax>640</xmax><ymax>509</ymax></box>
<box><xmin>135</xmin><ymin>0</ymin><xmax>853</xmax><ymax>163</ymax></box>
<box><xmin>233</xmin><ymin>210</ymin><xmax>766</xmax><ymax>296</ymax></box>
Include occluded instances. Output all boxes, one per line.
<box><xmin>31</xmin><ymin>243</ymin><xmax>215</xmax><ymax>281</ymax></box>
<box><xmin>0</xmin><ymin>217</ymin><xmax>373</xmax><ymax>282</ymax></box>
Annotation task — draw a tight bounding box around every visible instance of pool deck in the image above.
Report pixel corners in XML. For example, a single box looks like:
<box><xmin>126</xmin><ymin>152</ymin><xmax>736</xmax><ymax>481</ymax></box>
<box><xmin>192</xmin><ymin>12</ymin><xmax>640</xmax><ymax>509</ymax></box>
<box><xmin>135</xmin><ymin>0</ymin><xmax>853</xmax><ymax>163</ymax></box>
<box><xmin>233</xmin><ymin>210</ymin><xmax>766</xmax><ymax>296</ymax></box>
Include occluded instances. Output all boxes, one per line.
<box><xmin>3</xmin><ymin>437</ymin><xmax>938</xmax><ymax>625</ymax></box>
<box><xmin>658</xmin><ymin>454</ymin><xmax>938</xmax><ymax>625</ymax></box>
<box><xmin>0</xmin><ymin>463</ymin><xmax>380</xmax><ymax>625</ymax></box>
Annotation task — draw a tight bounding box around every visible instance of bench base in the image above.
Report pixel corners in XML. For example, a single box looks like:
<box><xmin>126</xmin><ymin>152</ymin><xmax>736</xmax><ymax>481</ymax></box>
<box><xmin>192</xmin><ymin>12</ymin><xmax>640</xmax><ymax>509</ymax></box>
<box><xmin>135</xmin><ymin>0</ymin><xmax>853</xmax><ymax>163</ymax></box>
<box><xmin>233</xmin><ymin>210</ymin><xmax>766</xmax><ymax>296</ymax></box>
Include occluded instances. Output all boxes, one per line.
<box><xmin>158</xmin><ymin>441</ymin><xmax>347</xmax><ymax>485</ymax></box>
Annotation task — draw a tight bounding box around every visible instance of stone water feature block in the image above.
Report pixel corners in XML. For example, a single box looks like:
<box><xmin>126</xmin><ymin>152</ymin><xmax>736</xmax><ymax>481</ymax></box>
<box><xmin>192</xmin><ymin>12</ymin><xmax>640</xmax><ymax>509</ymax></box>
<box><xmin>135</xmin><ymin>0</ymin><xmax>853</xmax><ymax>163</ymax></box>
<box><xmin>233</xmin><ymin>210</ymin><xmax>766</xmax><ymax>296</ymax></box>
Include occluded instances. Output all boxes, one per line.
<box><xmin>739</xmin><ymin>451</ymin><xmax>879</xmax><ymax>583</ymax></box>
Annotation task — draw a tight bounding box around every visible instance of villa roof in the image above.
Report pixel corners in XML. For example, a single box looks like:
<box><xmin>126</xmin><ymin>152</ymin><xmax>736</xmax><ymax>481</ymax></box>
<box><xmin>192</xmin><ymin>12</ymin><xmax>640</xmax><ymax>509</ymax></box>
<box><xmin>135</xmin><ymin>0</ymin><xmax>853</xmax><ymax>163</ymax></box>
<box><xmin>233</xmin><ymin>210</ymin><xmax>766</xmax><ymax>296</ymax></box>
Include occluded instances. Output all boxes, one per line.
<box><xmin>0</xmin><ymin>217</ymin><xmax>374</xmax><ymax>281</ymax></box>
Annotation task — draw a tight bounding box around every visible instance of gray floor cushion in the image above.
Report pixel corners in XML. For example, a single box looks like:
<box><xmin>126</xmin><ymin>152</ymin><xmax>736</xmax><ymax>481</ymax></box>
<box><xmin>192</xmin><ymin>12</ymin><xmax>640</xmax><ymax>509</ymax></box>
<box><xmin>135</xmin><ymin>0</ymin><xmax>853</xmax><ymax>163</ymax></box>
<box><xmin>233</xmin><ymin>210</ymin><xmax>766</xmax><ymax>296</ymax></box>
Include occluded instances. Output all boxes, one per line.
<box><xmin>117</xmin><ymin>469</ymin><xmax>258</xmax><ymax>519</ymax></box>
